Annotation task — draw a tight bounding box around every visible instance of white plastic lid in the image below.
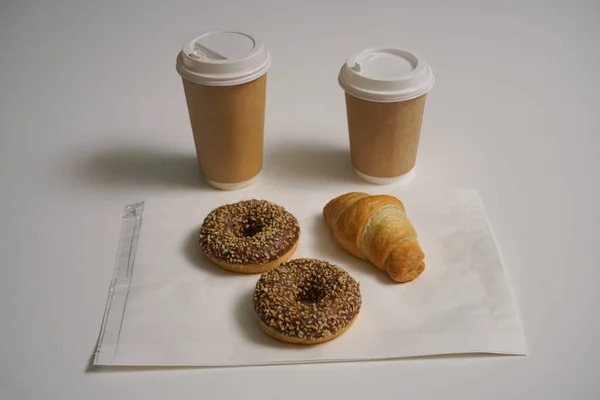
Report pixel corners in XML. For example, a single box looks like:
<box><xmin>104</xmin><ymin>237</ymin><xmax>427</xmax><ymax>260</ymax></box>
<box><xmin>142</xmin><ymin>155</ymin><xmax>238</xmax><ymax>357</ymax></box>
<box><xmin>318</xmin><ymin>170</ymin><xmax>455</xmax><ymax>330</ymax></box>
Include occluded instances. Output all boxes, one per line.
<box><xmin>339</xmin><ymin>47</ymin><xmax>434</xmax><ymax>102</ymax></box>
<box><xmin>176</xmin><ymin>30</ymin><xmax>271</xmax><ymax>86</ymax></box>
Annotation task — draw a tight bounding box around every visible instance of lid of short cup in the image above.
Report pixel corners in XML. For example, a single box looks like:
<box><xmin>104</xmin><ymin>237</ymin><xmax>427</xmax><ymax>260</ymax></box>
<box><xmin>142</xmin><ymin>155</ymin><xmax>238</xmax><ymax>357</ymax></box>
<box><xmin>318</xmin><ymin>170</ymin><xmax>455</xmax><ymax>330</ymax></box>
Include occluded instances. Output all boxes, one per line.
<box><xmin>176</xmin><ymin>30</ymin><xmax>271</xmax><ymax>86</ymax></box>
<box><xmin>338</xmin><ymin>47</ymin><xmax>434</xmax><ymax>102</ymax></box>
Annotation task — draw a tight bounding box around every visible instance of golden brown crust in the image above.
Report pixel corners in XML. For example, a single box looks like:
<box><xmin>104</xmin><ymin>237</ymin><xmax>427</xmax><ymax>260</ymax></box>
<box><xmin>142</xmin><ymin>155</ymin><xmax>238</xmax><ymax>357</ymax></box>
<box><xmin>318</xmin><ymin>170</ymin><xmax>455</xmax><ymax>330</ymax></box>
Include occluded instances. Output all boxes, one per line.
<box><xmin>256</xmin><ymin>312</ymin><xmax>359</xmax><ymax>345</ymax></box>
<box><xmin>323</xmin><ymin>192</ymin><xmax>368</xmax><ymax>259</ymax></box>
<box><xmin>205</xmin><ymin>240</ymin><xmax>298</xmax><ymax>274</ymax></box>
<box><xmin>323</xmin><ymin>192</ymin><xmax>425</xmax><ymax>283</ymax></box>
<box><xmin>323</xmin><ymin>192</ymin><xmax>367</xmax><ymax>228</ymax></box>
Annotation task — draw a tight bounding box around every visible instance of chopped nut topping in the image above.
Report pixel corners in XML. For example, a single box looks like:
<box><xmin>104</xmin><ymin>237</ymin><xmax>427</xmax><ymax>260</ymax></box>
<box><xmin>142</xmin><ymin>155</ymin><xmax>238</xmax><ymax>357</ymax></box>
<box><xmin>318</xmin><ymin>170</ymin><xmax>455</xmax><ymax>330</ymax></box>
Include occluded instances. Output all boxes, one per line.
<box><xmin>199</xmin><ymin>200</ymin><xmax>300</xmax><ymax>265</ymax></box>
<box><xmin>253</xmin><ymin>258</ymin><xmax>362</xmax><ymax>340</ymax></box>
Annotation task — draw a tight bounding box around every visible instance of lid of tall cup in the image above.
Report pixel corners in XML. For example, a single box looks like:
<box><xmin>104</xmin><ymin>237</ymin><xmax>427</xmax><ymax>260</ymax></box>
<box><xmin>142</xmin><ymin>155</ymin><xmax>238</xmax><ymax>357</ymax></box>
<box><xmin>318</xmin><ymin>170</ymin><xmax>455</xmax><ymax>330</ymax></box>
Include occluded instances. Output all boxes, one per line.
<box><xmin>176</xmin><ymin>30</ymin><xmax>271</xmax><ymax>86</ymax></box>
<box><xmin>339</xmin><ymin>47</ymin><xmax>434</xmax><ymax>102</ymax></box>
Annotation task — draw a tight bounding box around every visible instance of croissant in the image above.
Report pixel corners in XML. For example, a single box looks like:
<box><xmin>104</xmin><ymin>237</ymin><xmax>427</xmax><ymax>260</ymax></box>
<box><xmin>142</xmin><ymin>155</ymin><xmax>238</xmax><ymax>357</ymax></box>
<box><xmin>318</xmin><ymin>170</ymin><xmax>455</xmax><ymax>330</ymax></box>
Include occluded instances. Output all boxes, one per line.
<box><xmin>323</xmin><ymin>192</ymin><xmax>425</xmax><ymax>283</ymax></box>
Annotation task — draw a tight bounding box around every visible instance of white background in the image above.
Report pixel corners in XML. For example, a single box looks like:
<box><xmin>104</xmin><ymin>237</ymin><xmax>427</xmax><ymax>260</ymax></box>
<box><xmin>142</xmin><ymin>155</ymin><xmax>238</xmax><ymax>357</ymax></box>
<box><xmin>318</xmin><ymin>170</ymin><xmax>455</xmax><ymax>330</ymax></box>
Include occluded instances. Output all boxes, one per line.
<box><xmin>0</xmin><ymin>0</ymin><xmax>598</xmax><ymax>399</ymax></box>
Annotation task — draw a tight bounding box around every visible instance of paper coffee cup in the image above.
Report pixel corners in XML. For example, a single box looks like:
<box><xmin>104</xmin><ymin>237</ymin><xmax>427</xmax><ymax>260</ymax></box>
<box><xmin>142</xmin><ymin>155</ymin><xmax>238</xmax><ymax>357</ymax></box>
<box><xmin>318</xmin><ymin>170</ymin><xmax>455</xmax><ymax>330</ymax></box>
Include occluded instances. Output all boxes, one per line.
<box><xmin>176</xmin><ymin>30</ymin><xmax>271</xmax><ymax>190</ymax></box>
<box><xmin>338</xmin><ymin>47</ymin><xmax>434</xmax><ymax>184</ymax></box>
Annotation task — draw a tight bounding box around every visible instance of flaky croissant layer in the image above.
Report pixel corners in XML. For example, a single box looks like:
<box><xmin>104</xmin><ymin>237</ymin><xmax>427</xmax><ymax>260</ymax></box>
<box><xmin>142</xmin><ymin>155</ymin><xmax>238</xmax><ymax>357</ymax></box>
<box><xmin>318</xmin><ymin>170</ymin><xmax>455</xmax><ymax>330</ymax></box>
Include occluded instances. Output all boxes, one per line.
<box><xmin>323</xmin><ymin>192</ymin><xmax>425</xmax><ymax>283</ymax></box>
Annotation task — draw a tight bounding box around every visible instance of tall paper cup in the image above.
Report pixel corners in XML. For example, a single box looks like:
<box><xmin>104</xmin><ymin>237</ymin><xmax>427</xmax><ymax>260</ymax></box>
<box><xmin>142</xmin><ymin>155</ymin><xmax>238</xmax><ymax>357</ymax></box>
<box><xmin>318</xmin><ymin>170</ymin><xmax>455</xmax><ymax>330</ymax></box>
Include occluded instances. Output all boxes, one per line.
<box><xmin>176</xmin><ymin>30</ymin><xmax>271</xmax><ymax>190</ymax></box>
<box><xmin>339</xmin><ymin>48</ymin><xmax>435</xmax><ymax>184</ymax></box>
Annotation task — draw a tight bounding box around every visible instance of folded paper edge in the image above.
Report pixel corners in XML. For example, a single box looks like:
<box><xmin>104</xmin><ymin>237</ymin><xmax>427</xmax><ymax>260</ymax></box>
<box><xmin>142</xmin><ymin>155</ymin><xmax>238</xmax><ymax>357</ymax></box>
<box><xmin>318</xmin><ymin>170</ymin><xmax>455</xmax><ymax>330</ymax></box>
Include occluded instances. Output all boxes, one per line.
<box><xmin>93</xmin><ymin>202</ymin><xmax>145</xmax><ymax>365</ymax></box>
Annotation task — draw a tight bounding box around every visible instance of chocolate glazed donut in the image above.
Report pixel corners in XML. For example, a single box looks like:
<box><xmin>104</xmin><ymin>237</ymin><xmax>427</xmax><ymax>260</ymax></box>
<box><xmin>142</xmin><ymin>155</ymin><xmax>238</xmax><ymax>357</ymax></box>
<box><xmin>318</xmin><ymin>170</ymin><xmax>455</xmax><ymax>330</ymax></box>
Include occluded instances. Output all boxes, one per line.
<box><xmin>253</xmin><ymin>258</ymin><xmax>362</xmax><ymax>344</ymax></box>
<box><xmin>199</xmin><ymin>199</ymin><xmax>300</xmax><ymax>273</ymax></box>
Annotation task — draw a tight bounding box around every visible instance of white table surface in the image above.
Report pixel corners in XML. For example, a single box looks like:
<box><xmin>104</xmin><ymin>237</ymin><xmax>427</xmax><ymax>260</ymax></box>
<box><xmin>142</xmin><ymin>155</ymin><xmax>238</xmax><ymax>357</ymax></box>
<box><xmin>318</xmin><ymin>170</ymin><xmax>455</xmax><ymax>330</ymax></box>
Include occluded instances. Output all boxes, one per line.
<box><xmin>1</xmin><ymin>0</ymin><xmax>598</xmax><ymax>399</ymax></box>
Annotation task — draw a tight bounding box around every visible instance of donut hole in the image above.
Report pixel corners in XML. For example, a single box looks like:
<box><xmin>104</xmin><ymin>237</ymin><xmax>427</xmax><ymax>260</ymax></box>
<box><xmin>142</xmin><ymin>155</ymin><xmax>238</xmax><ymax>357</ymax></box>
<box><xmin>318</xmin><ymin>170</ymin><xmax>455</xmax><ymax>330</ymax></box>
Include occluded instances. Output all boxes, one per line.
<box><xmin>297</xmin><ymin>283</ymin><xmax>325</xmax><ymax>306</ymax></box>
<box><xmin>241</xmin><ymin>218</ymin><xmax>265</xmax><ymax>237</ymax></box>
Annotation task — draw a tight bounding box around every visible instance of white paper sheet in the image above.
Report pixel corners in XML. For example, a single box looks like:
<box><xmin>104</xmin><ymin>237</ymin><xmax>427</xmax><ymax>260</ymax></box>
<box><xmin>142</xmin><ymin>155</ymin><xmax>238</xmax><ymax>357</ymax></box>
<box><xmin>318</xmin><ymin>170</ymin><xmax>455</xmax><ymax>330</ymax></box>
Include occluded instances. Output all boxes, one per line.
<box><xmin>94</xmin><ymin>188</ymin><xmax>527</xmax><ymax>366</ymax></box>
